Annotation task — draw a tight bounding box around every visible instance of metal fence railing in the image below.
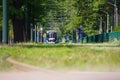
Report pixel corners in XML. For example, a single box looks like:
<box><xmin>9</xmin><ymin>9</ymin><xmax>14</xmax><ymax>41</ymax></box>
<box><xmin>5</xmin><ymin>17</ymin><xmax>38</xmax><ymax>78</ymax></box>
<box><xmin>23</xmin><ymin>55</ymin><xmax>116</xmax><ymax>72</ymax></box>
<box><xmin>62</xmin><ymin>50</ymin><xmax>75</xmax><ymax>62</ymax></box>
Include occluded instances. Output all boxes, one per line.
<box><xmin>81</xmin><ymin>32</ymin><xmax>120</xmax><ymax>43</ymax></box>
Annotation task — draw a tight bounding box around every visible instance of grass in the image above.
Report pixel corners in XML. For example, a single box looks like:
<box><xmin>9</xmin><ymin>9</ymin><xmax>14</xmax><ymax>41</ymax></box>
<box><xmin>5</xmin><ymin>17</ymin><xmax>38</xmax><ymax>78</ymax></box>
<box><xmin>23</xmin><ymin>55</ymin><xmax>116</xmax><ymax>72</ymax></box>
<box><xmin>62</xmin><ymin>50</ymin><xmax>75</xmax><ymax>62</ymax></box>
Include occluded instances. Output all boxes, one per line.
<box><xmin>0</xmin><ymin>43</ymin><xmax>120</xmax><ymax>71</ymax></box>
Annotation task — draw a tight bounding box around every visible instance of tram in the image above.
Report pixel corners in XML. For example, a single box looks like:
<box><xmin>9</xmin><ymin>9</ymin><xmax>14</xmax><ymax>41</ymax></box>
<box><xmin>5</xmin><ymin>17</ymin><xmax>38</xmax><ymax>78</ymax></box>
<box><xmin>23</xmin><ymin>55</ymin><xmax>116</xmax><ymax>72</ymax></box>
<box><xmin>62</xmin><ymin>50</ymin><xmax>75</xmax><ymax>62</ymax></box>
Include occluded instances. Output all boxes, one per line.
<box><xmin>46</xmin><ymin>30</ymin><xmax>57</xmax><ymax>44</ymax></box>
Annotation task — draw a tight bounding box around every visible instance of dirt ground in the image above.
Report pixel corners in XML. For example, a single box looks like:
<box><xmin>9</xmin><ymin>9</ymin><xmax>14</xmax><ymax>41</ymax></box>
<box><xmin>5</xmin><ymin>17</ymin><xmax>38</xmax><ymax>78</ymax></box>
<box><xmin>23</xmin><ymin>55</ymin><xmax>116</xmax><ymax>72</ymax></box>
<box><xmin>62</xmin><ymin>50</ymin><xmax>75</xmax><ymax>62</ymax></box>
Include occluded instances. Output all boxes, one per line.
<box><xmin>0</xmin><ymin>57</ymin><xmax>120</xmax><ymax>80</ymax></box>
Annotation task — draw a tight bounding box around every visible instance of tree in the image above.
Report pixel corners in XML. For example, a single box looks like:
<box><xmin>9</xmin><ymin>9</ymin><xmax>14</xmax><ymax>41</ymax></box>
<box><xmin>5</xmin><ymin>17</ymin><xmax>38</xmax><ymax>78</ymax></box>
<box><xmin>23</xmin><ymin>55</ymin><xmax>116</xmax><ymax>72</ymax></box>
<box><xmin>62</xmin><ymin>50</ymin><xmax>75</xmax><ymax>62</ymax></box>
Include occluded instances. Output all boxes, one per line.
<box><xmin>98</xmin><ymin>0</ymin><xmax>120</xmax><ymax>32</ymax></box>
<box><xmin>0</xmin><ymin>0</ymin><xmax>2</xmax><ymax>30</ymax></box>
<box><xmin>8</xmin><ymin>0</ymin><xmax>25</xmax><ymax>42</ymax></box>
<box><xmin>1</xmin><ymin>0</ymin><xmax>119</xmax><ymax>43</ymax></box>
<box><xmin>0</xmin><ymin>0</ymin><xmax>2</xmax><ymax>42</ymax></box>
<box><xmin>8</xmin><ymin>0</ymin><xmax>46</xmax><ymax>42</ymax></box>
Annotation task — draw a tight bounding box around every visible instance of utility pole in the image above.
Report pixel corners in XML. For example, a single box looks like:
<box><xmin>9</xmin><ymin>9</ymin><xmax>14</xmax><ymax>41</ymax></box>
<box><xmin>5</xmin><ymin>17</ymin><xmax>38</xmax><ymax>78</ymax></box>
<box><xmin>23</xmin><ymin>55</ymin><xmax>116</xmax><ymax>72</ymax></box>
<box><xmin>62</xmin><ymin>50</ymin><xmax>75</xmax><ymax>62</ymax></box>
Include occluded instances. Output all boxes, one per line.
<box><xmin>2</xmin><ymin>0</ymin><xmax>8</xmax><ymax>43</ymax></box>
<box><xmin>34</xmin><ymin>25</ymin><xmax>37</xmax><ymax>42</ymax></box>
<box><xmin>107</xmin><ymin>14</ymin><xmax>109</xmax><ymax>33</ymax></box>
<box><xmin>99</xmin><ymin>16</ymin><xmax>103</xmax><ymax>34</ymax></box>
<box><xmin>25</xmin><ymin>3</ymin><xmax>28</xmax><ymax>41</ymax></box>
<box><xmin>30</xmin><ymin>26</ymin><xmax>33</xmax><ymax>42</ymax></box>
<box><xmin>114</xmin><ymin>0</ymin><xmax>118</xmax><ymax>27</ymax></box>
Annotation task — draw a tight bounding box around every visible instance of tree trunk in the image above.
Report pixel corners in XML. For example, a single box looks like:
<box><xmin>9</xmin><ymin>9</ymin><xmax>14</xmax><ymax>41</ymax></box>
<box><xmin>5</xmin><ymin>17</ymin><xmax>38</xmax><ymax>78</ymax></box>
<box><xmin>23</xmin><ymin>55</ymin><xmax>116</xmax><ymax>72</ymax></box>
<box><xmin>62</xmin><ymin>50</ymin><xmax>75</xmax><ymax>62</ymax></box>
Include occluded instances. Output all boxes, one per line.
<box><xmin>11</xmin><ymin>0</ymin><xmax>26</xmax><ymax>43</ymax></box>
<box><xmin>12</xmin><ymin>16</ymin><xmax>26</xmax><ymax>42</ymax></box>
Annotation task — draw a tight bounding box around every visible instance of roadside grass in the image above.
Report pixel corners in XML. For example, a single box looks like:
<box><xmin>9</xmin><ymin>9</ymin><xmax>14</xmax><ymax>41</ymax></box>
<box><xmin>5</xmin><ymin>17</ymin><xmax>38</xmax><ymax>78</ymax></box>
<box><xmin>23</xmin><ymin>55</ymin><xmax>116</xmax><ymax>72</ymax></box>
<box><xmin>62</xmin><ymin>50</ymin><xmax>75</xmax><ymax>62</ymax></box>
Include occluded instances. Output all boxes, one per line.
<box><xmin>0</xmin><ymin>43</ymin><xmax>120</xmax><ymax>71</ymax></box>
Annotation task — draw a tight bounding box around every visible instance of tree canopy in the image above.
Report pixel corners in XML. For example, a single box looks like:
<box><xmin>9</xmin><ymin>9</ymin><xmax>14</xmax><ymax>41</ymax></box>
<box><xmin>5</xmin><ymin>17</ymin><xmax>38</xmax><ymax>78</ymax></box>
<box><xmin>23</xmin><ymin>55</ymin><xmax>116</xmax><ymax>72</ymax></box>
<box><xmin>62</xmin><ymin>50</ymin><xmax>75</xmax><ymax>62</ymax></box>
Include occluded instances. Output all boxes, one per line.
<box><xmin>0</xmin><ymin>0</ymin><xmax>120</xmax><ymax>42</ymax></box>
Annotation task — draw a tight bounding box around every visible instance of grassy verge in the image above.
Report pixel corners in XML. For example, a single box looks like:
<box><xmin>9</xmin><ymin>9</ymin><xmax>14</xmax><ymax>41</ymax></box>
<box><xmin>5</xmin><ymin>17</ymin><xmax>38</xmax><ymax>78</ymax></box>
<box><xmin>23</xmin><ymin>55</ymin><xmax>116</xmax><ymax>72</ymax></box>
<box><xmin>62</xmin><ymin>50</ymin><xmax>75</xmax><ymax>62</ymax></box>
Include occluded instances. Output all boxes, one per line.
<box><xmin>0</xmin><ymin>43</ymin><xmax>120</xmax><ymax>71</ymax></box>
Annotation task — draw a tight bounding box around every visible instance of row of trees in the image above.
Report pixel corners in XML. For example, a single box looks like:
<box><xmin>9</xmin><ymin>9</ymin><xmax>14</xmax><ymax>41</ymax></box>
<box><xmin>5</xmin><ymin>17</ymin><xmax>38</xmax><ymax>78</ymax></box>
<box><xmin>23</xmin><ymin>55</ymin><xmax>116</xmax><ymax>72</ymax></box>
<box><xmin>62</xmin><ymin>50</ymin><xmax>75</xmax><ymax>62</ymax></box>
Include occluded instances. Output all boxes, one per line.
<box><xmin>0</xmin><ymin>0</ymin><xmax>120</xmax><ymax>43</ymax></box>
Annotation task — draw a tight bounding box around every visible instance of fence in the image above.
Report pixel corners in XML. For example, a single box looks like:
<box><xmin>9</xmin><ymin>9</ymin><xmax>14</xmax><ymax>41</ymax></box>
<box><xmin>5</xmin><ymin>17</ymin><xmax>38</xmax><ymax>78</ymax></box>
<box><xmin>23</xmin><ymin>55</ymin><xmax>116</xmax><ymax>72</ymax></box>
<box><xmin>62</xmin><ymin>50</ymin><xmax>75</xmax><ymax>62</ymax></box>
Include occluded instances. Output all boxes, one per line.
<box><xmin>81</xmin><ymin>32</ymin><xmax>120</xmax><ymax>43</ymax></box>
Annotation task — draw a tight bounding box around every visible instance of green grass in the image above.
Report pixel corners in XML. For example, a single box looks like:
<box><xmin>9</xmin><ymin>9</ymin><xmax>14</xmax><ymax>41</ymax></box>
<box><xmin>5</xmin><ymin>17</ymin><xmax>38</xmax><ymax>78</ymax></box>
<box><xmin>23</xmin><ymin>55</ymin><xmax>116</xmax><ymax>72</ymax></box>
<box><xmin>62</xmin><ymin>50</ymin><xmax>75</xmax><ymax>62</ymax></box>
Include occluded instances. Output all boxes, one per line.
<box><xmin>0</xmin><ymin>43</ymin><xmax>120</xmax><ymax>71</ymax></box>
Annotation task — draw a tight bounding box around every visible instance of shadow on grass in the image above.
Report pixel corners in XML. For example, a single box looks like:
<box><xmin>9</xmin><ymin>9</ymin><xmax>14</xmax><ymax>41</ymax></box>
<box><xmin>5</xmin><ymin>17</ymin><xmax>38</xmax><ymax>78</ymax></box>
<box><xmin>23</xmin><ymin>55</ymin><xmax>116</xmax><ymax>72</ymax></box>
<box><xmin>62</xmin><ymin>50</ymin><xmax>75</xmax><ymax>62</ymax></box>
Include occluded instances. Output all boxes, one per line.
<box><xmin>2</xmin><ymin>42</ymin><xmax>120</xmax><ymax>48</ymax></box>
<box><xmin>10</xmin><ymin>43</ymin><xmax>79</xmax><ymax>48</ymax></box>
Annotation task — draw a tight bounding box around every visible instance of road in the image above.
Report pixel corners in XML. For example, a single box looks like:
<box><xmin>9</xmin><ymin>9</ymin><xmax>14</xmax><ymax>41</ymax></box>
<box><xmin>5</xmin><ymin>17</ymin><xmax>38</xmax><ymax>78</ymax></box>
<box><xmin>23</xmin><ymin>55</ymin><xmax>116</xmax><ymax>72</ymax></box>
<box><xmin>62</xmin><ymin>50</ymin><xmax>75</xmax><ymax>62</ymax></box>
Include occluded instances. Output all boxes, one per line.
<box><xmin>0</xmin><ymin>57</ymin><xmax>120</xmax><ymax>80</ymax></box>
<box><xmin>0</xmin><ymin>71</ymin><xmax>120</xmax><ymax>80</ymax></box>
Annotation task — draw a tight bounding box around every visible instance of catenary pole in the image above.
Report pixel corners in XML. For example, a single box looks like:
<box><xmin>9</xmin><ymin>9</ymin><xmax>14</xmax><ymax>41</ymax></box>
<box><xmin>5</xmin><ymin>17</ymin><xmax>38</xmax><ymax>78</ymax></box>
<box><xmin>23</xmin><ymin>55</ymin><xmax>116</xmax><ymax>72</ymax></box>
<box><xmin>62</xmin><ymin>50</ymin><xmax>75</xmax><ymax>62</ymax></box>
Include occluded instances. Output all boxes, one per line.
<box><xmin>2</xmin><ymin>0</ymin><xmax>8</xmax><ymax>43</ymax></box>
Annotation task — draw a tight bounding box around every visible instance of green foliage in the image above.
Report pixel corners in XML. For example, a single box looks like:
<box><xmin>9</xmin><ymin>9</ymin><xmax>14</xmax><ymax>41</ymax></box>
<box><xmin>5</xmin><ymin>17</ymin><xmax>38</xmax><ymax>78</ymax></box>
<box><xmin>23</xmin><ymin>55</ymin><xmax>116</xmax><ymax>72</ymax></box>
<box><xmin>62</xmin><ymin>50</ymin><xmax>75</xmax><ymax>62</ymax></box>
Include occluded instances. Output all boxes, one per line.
<box><xmin>40</xmin><ymin>0</ymin><xmax>109</xmax><ymax>36</ymax></box>
<box><xmin>8</xmin><ymin>20</ymin><xmax>13</xmax><ymax>39</ymax></box>
<box><xmin>0</xmin><ymin>0</ymin><xmax>2</xmax><ymax>30</ymax></box>
<box><xmin>0</xmin><ymin>0</ymin><xmax>120</xmax><ymax>39</ymax></box>
<box><xmin>113</xmin><ymin>26</ymin><xmax>120</xmax><ymax>32</ymax></box>
<box><xmin>0</xmin><ymin>15</ymin><xmax>2</xmax><ymax>31</ymax></box>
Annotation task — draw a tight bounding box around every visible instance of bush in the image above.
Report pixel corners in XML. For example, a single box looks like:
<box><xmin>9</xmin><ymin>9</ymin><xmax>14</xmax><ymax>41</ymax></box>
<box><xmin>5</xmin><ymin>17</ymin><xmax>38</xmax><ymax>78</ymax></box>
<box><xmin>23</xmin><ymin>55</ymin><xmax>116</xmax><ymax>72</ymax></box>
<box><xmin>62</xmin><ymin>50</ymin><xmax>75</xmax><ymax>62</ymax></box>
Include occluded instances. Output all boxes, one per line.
<box><xmin>113</xmin><ymin>26</ymin><xmax>120</xmax><ymax>32</ymax></box>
